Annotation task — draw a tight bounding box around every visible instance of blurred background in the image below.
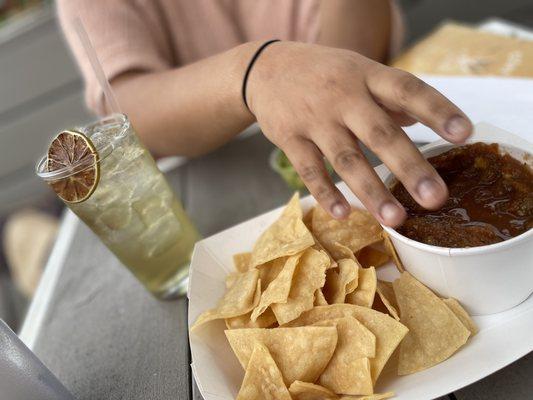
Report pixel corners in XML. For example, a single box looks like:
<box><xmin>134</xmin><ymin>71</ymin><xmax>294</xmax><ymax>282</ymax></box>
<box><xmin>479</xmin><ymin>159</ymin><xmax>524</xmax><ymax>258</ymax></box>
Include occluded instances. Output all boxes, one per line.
<box><xmin>0</xmin><ymin>0</ymin><xmax>532</xmax><ymax>332</ymax></box>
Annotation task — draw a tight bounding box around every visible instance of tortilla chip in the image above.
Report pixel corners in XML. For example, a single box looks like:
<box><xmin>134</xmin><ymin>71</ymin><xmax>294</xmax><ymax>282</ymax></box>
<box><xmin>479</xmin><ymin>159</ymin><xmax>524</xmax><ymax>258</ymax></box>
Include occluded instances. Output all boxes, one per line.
<box><xmin>345</xmin><ymin>258</ymin><xmax>362</xmax><ymax>294</ymax></box>
<box><xmin>393</xmin><ymin>272</ymin><xmax>471</xmax><ymax>375</ymax></box>
<box><xmin>191</xmin><ymin>270</ymin><xmax>260</xmax><ymax>330</ymax></box>
<box><xmin>289</xmin><ymin>381</ymin><xmax>337</xmax><ymax>400</ymax></box>
<box><xmin>371</xmin><ymin>295</ymin><xmax>389</xmax><ymax>316</ymax></box>
<box><xmin>312</xmin><ymin>233</ymin><xmax>338</xmax><ymax>269</ymax></box>
<box><xmin>330</xmin><ymin>242</ymin><xmax>356</xmax><ymax>261</ymax></box>
<box><xmin>382</xmin><ymin>232</ymin><xmax>404</xmax><ymax>273</ymax></box>
<box><xmin>311</xmin><ymin>206</ymin><xmax>382</xmax><ymax>259</ymax></box>
<box><xmin>285</xmin><ymin>304</ymin><xmax>408</xmax><ymax>383</ymax></box>
<box><xmin>339</xmin><ymin>392</ymin><xmax>395</xmax><ymax>400</ymax></box>
<box><xmin>323</xmin><ymin>259</ymin><xmax>359</xmax><ymax>304</ymax></box>
<box><xmin>225</xmin><ymin>326</ymin><xmax>338</xmax><ymax>385</ymax></box>
<box><xmin>226</xmin><ymin>308</ymin><xmax>278</xmax><ymax>329</ymax></box>
<box><xmin>272</xmin><ymin>248</ymin><xmax>329</xmax><ymax>325</ymax></box>
<box><xmin>443</xmin><ymin>298</ymin><xmax>478</xmax><ymax>336</ymax></box>
<box><xmin>250</xmin><ymin>193</ymin><xmax>315</xmax><ymax>267</ymax></box>
<box><xmin>315</xmin><ymin>317</ymin><xmax>375</xmax><ymax>395</ymax></box>
<box><xmin>346</xmin><ymin>267</ymin><xmax>377</xmax><ymax>308</ymax></box>
<box><xmin>356</xmin><ymin>245</ymin><xmax>390</xmax><ymax>268</ymax></box>
<box><xmin>226</xmin><ymin>272</ymin><xmax>239</xmax><ymax>288</ymax></box>
<box><xmin>314</xmin><ymin>289</ymin><xmax>329</xmax><ymax>306</ymax></box>
<box><xmin>236</xmin><ymin>343</ymin><xmax>292</xmax><ymax>400</ymax></box>
<box><xmin>375</xmin><ymin>280</ymin><xmax>400</xmax><ymax>321</ymax></box>
<box><xmin>303</xmin><ymin>207</ymin><xmax>314</xmax><ymax>230</ymax></box>
<box><xmin>376</xmin><ymin>281</ymin><xmax>397</xmax><ymax>309</ymax></box>
<box><xmin>314</xmin><ymin>317</ymin><xmax>375</xmax><ymax>358</ymax></box>
<box><xmin>252</xmin><ymin>253</ymin><xmax>301</xmax><ymax>321</ymax></box>
<box><xmin>257</xmin><ymin>257</ymin><xmax>286</xmax><ymax>288</ymax></box>
<box><xmin>234</xmin><ymin>252</ymin><xmax>252</xmax><ymax>273</ymax></box>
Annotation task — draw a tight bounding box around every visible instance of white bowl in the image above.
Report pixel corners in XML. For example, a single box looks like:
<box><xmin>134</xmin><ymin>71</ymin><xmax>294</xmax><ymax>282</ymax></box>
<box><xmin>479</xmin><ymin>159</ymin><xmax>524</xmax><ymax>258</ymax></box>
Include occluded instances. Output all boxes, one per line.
<box><xmin>381</xmin><ymin>123</ymin><xmax>533</xmax><ymax>315</ymax></box>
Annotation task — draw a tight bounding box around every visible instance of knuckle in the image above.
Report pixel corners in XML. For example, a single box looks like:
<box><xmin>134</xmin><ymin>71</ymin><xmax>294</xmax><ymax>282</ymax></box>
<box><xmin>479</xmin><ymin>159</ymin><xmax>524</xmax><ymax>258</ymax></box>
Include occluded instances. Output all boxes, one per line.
<box><xmin>324</xmin><ymin>77</ymin><xmax>341</xmax><ymax>91</ymax></box>
<box><xmin>277</xmin><ymin>134</ymin><xmax>301</xmax><ymax>149</ymax></box>
<box><xmin>323</xmin><ymin>77</ymin><xmax>347</xmax><ymax>101</ymax></box>
<box><xmin>359</xmin><ymin>179</ymin><xmax>377</xmax><ymax>199</ymax></box>
<box><xmin>333</xmin><ymin>149</ymin><xmax>364</xmax><ymax>171</ymax></box>
<box><xmin>299</xmin><ymin>165</ymin><xmax>323</xmax><ymax>183</ymax></box>
<box><xmin>398</xmin><ymin>160</ymin><xmax>418</xmax><ymax>178</ymax></box>
<box><xmin>427</xmin><ymin>101</ymin><xmax>456</xmax><ymax>122</ymax></box>
<box><xmin>314</xmin><ymin>184</ymin><xmax>336</xmax><ymax>201</ymax></box>
<box><xmin>366</xmin><ymin>122</ymin><xmax>398</xmax><ymax>149</ymax></box>
<box><xmin>399</xmin><ymin>159</ymin><xmax>432</xmax><ymax>182</ymax></box>
<box><xmin>425</xmin><ymin>100</ymin><xmax>445</xmax><ymax>118</ymax></box>
<box><xmin>395</xmin><ymin>73</ymin><xmax>426</xmax><ymax>105</ymax></box>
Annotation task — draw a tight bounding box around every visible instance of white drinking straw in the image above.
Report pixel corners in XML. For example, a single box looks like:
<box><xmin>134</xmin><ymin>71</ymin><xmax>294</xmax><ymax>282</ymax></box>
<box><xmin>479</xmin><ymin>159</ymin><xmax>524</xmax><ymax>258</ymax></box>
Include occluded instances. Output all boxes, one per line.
<box><xmin>73</xmin><ymin>17</ymin><xmax>121</xmax><ymax>114</ymax></box>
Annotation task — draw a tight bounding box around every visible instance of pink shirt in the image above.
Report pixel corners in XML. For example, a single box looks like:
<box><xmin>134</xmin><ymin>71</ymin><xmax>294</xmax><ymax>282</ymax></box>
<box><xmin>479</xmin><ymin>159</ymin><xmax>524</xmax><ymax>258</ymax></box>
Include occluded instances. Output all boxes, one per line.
<box><xmin>57</xmin><ymin>0</ymin><xmax>402</xmax><ymax>115</ymax></box>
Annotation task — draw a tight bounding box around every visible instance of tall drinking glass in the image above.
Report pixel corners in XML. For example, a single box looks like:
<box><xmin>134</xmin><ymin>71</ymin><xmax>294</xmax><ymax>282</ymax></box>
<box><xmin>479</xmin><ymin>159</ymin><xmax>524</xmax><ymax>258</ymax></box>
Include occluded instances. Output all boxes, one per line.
<box><xmin>36</xmin><ymin>114</ymin><xmax>200</xmax><ymax>299</ymax></box>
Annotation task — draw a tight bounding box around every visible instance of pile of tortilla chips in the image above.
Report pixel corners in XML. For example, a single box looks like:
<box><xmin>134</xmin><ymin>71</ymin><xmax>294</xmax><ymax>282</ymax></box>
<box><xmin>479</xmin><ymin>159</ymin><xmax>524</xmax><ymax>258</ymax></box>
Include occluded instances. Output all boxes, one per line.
<box><xmin>192</xmin><ymin>194</ymin><xmax>477</xmax><ymax>399</ymax></box>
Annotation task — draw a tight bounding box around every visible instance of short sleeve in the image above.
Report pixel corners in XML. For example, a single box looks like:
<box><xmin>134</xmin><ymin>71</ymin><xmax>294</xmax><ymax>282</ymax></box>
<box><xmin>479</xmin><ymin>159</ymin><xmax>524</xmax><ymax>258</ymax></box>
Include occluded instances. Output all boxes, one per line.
<box><xmin>57</xmin><ymin>0</ymin><xmax>173</xmax><ymax>115</ymax></box>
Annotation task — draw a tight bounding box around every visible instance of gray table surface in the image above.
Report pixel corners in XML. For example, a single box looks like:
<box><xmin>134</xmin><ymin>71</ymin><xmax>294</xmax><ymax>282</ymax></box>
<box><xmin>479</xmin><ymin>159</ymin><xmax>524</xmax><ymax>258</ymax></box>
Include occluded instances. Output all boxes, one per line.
<box><xmin>29</xmin><ymin>132</ymin><xmax>532</xmax><ymax>400</ymax></box>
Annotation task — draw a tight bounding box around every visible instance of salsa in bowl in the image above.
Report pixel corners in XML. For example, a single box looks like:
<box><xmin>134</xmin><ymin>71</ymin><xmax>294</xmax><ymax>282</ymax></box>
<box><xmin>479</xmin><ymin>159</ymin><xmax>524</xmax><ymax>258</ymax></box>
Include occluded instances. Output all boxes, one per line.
<box><xmin>390</xmin><ymin>142</ymin><xmax>532</xmax><ymax>248</ymax></box>
<box><xmin>380</xmin><ymin>124</ymin><xmax>533</xmax><ymax>315</ymax></box>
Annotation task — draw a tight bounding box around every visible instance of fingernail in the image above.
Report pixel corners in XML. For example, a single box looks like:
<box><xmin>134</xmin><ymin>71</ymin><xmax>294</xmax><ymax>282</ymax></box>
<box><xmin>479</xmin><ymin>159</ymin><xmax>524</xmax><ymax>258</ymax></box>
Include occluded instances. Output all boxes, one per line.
<box><xmin>445</xmin><ymin>115</ymin><xmax>471</xmax><ymax>138</ymax></box>
<box><xmin>417</xmin><ymin>178</ymin><xmax>442</xmax><ymax>202</ymax></box>
<box><xmin>331</xmin><ymin>202</ymin><xmax>349</xmax><ymax>219</ymax></box>
<box><xmin>379</xmin><ymin>202</ymin><xmax>403</xmax><ymax>225</ymax></box>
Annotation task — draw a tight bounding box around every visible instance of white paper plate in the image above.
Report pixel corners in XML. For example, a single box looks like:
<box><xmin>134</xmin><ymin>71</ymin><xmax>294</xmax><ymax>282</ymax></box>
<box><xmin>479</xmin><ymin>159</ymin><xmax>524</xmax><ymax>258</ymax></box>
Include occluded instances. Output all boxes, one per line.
<box><xmin>188</xmin><ymin>124</ymin><xmax>533</xmax><ymax>400</ymax></box>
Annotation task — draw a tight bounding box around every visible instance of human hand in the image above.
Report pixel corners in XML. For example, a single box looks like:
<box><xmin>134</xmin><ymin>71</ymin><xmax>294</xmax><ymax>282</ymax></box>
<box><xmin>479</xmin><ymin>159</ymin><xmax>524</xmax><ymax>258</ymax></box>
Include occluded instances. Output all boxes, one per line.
<box><xmin>247</xmin><ymin>42</ymin><xmax>472</xmax><ymax>227</ymax></box>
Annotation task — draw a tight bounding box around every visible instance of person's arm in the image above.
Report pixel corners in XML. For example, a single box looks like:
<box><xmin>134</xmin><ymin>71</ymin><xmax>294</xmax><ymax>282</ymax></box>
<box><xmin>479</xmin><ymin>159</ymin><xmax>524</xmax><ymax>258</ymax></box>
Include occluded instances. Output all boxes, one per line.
<box><xmin>317</xmin><ymin>0</ymin><xmax>392</xmax><ymax>62</ymax></box>
<box><xmin>111</xmin><ymin>1</ymin><xmax>396</xmax><ymax>157</ymax></box>
<box><xmin>110</xmin><ymin>41</ymin><xmax>473</xmax><ymax>229</ymax></box>
<box><xmin>110</xmin><ymin>43</ymin><xmax>259</xmax><ymax>158</ymax></box>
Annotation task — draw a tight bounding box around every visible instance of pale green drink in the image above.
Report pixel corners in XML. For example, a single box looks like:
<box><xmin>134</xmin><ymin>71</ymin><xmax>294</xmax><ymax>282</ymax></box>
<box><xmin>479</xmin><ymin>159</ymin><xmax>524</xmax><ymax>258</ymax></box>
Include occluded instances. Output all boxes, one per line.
<box><xmin>36</xmin><ymin>114</ymin><xmax>200</xmax><ymax>298</ymax></box>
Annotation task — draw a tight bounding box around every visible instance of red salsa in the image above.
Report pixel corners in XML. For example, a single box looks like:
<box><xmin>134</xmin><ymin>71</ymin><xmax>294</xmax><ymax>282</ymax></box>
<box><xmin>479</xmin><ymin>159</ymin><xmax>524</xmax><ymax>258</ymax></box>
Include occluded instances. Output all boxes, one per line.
<box><xmin>391</xmin><ymin>142</ymin><xmax>533</xmax><ymax>248</ymax></box>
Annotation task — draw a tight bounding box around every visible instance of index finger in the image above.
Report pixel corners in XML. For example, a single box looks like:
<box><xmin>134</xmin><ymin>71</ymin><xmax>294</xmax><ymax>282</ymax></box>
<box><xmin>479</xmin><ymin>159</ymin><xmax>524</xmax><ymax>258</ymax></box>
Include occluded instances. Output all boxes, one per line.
<box><xmin>366</xmin><ymin>66</ymin><xmax>473</xmax><ymax>143</ymax></box>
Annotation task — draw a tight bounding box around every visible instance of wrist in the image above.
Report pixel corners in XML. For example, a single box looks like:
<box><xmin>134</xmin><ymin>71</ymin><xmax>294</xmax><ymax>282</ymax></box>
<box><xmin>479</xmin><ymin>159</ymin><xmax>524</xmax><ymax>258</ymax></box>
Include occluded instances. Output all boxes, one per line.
<box><xmin>240</xmin><ymin>40</ymin><xmax>284</xmax><ymax>117</ymax></box>
<box><xmin>241</xmin><ymin>40</ymin><xmax>281</xmax><ymax>113</ymax></box>
<box><xmin>204</xmin><ymin>41</ymin><xmax>262</xmax><ymax>134</ymax></box>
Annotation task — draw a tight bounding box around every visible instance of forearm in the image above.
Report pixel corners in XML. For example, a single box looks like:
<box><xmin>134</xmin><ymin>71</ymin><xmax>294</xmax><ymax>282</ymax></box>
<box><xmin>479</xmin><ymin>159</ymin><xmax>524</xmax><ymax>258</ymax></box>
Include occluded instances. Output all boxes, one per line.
<box><xmin>317</xmin><ymin>0</ymin><xmax>391</xmax><ymax>62</ymax></box>
<box><xmin>110</xmin><ymin>42</ymin><xmax>259</xmax><ymax>157</ymax></box>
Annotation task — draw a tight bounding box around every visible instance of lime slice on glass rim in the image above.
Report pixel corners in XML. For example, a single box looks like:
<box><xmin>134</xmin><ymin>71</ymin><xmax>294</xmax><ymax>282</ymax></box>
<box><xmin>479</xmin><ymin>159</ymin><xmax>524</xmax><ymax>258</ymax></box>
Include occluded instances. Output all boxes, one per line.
<box><xmin>46</xmin><ymin>130</ymin><xmax>100</xmax><ymax>203</ymax></box>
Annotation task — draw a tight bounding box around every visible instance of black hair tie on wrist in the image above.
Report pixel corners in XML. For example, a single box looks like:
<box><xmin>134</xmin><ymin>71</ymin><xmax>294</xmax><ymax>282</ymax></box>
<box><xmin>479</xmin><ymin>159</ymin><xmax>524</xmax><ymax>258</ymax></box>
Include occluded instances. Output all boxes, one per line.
<box><xmin>242</xmin><ymin>39</ymin><xmax>281</xmax><ymax>112</ymax></box>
